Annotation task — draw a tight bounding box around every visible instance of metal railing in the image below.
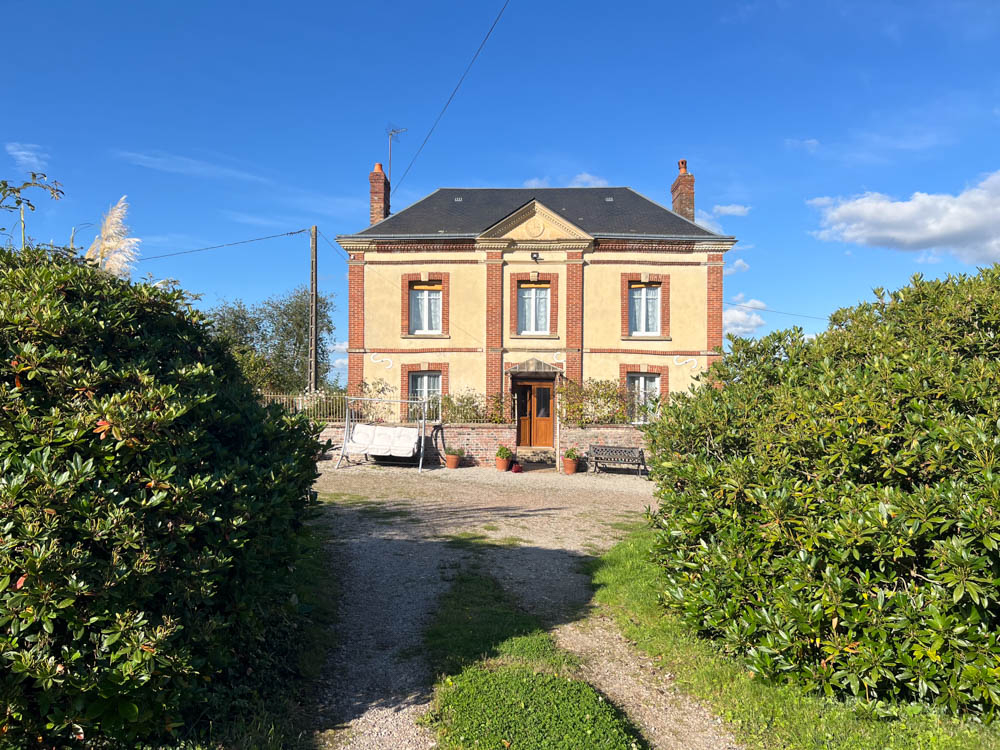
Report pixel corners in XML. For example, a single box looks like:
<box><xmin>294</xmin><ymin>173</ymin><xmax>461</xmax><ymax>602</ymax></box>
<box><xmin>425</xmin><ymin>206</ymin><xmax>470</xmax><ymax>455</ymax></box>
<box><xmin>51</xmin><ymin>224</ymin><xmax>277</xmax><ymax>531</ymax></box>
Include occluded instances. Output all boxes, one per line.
<box><xmin>259</xmin><ymin>392</ymin><xmax>348</xmax><ymax>422</ymax></box>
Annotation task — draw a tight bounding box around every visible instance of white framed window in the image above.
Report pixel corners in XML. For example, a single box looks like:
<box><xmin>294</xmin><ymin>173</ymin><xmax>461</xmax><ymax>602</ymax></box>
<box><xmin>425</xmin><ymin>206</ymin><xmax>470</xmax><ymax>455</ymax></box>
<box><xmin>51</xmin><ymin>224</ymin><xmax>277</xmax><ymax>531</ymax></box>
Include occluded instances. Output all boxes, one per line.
<box><xmin>517</xmin><ymin>283</ymin><xmax>550</xmax><ymax>335</ymax></box>
<box><xmin>628</xmin><ymin>283</ymin><xmax>660</xmax><ymax>336</ymax></box>
<box><xmin>409</xmin><ymin>282</ymin><xmax>442</xmax><ymax>334</ymax></box>
<box><xmin>409</xmin><ymin>371</ymin><xmax>442</xmax><ymax>420</ymax></box>
<box><xmin>626</xmin><ymin>373</ymin><xmax>660</xmax><ymax>423</ymax></box>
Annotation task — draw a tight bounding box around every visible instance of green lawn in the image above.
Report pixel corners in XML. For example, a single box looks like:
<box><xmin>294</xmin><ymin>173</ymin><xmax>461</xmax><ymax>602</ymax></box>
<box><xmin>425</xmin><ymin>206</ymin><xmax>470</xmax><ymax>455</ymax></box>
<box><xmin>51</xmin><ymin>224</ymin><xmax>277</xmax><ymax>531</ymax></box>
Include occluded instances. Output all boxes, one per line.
<box><xmin>422</xmin><ymin>571</ymin><xmax>647</xmax><ymax>749</ymax></box>
<box><xmin>589</xmin><ymin>527</ymin><xmax>1000</xmax><ymax>750</ymax></box>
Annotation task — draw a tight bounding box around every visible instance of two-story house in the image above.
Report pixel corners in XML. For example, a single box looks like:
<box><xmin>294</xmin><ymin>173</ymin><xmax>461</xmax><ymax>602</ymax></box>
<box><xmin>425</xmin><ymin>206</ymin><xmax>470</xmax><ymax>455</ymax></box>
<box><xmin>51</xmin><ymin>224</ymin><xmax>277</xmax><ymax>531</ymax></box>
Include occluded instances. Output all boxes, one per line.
<box><xmin>336</xmin><ymin>160</ymin><xmax>735</xmax><ymax>449</ymax></box>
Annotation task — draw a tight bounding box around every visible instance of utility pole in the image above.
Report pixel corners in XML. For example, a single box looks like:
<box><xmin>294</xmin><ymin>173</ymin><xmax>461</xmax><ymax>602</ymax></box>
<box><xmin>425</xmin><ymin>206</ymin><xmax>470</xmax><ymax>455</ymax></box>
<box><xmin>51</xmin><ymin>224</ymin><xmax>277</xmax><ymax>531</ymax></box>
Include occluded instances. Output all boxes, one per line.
<box><xmin>308</xmin><ymin>225</ymin><xmax>319</xmax><ymax>393</ymax></box>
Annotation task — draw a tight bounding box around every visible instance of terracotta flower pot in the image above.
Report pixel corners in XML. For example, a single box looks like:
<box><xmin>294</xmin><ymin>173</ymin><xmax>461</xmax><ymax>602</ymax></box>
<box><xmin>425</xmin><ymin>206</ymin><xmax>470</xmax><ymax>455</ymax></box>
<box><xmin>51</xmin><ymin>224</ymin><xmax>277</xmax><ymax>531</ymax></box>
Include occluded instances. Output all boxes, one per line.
<box><xmin>562</xmin><ymin>457</ymin><xmax>578</xmax><ymax>475</ymax></box>
<box><xmin>445</xmin><ymin>454</ymin><xmax>461</xmax><ymax>469</ymax></box>
<box><xmin>495</xmin><ymin>457</ymin><xmax>511</xmax><ymax>471</ymax></box>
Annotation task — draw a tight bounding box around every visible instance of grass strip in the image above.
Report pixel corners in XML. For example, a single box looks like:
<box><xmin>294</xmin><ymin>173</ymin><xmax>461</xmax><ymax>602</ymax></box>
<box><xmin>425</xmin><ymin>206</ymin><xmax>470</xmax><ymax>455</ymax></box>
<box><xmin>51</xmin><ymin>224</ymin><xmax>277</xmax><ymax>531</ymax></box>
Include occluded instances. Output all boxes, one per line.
<box><xmin>589</xmin><ymin>527</ymin><xmax>1000</xmax><ymax>750</ymax></box>
<box><xmin>423</xmin><ymin>571</ymin><xmax>646</xmax><ymax>749</ymax></box>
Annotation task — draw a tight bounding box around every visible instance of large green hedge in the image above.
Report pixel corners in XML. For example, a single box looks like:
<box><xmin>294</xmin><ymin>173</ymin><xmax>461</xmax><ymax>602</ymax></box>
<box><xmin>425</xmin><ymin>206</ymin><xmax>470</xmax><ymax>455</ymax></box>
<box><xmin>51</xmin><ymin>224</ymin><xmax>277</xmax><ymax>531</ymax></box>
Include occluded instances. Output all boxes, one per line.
<box><xmin>0</xmin><ymin>247</ymin><xmax>324</xmax><ymax>746</ymax></box>
<box><xmin>646</xmin><ymin>268</ymin><xmax>1000</xmax><ymax>718</ymax></box>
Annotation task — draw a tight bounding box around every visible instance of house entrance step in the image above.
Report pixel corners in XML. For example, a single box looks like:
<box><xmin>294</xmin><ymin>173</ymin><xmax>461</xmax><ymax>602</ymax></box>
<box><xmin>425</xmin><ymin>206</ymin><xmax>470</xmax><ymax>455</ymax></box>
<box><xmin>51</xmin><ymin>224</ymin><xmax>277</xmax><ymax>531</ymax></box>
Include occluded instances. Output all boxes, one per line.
<box><xmin>516</xmin><ymin>448</ymin><xmax>556</xmax><ymax>465</ymax></box>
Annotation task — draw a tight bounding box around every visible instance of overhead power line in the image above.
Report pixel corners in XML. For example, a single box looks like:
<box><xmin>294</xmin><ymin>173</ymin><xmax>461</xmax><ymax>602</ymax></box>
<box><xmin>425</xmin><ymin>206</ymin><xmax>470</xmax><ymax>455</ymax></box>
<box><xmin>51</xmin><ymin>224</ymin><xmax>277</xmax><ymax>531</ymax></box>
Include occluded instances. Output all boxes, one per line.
<box><xmin>723</xmin><ymin>301</ymin><xmax>829</xmax><ymax>321</ymax></box>
<box><xmin>391</xmin><ymin>0</ymin><xmax>511</xmax><ymax>195</ymax></box>
<box><xmin>137</xmin><ymin>229</ymin><xmax>308</xmax><ymax>262</ymax></box>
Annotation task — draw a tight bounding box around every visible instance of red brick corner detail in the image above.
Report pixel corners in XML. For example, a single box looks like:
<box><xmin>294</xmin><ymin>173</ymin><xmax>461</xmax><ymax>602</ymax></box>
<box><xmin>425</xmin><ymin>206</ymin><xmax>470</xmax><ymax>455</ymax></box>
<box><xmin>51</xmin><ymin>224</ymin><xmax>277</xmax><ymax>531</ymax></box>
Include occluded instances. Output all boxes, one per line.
<box><xmin>707</xmin><ymin>254</ymin><xmax>723</xmax><ymax>351</ymax></box>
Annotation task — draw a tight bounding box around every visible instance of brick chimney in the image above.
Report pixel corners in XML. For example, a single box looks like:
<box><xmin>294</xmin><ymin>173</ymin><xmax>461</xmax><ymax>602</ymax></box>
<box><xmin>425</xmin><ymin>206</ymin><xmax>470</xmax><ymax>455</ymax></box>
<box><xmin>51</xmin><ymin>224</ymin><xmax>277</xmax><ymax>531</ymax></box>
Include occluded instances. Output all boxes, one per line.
<box><xmin>369</xmin><ymin>162</ymin><xmax>390</xmax><ymax>224</ymax></box>
<box><xmin>670</xmin><ymin>159</ymin><xmax>695</xmax><ymax>221</ymax></box>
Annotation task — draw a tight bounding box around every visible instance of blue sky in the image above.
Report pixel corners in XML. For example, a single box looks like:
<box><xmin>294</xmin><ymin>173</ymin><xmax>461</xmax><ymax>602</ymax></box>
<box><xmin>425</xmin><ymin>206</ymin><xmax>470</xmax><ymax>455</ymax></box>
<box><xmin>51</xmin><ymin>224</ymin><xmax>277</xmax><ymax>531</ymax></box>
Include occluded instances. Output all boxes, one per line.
<box><xmin>7</xmin><ymin>0</ymin><xmax>999</xmax><ymax>377</ymax></box>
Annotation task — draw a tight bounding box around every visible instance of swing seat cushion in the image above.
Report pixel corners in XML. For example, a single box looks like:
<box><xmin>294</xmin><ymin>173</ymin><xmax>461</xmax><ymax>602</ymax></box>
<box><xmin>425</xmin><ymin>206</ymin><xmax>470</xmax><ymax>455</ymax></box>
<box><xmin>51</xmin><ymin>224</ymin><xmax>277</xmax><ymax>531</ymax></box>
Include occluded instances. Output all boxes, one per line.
<box><xmin>367</xmin><ymin>426</ymin><xmax>396</xmax><ymax>457</ymax></box>
<box><xmin>390</xmin><ymin>427</ymin><xmax>420</xmax><ymax>457</ymax></box>
<box><xmin>345</xmin><ymin>423</ymin><xmax>376</xmax><ymax>455</ymax></box>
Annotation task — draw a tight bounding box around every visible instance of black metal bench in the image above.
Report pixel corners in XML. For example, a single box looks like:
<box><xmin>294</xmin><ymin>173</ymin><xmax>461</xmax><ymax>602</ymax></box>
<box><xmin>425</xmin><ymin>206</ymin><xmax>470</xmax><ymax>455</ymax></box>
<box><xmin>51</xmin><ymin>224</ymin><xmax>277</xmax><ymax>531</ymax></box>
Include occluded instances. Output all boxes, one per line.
<box><xmin>588</xmin><ymin>444</ymin><xmax>647</xmax><ymax>476</ymax></box>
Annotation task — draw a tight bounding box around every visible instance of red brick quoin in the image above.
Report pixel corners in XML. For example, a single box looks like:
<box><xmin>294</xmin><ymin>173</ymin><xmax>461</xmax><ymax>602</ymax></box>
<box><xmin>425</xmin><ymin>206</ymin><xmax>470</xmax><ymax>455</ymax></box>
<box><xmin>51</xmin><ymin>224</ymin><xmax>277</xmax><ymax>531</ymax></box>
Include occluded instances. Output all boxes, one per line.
<box><xmin>707</xmin><ymin>254</ymin><xmax>723</xmax><ymax>351</ymax></box>
<box><xmin>400</xmin><ymin>272</ymin><xmax>450</xmax><ymax>337</ymax></box>
<box><xmin>620</xmin><ymin>273</ymin><xmax>670</xmax><ymax>338</ymax></box>
<box><xmin>347</xmin><ymin>253</ymin><xmax>365</xmax><ymax>395</ymax></box>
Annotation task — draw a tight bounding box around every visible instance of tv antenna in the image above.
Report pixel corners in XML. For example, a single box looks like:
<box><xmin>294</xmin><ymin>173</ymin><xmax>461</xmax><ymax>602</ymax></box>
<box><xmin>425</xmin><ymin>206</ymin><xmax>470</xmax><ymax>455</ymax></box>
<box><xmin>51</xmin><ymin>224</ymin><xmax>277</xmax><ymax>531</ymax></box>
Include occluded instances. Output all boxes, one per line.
<box><xmin>386</xmin><ymin>125</ymin><xmax>407</xmax><ymax>182</ymax></box>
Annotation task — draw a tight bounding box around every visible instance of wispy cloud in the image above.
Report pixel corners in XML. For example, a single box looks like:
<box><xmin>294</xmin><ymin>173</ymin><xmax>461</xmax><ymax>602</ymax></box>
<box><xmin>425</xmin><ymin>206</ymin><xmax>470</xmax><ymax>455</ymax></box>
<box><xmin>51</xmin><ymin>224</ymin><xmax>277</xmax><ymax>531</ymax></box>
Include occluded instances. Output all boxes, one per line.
<box><xmin>785</xmin><ymin>138</ymin><xmax>820</xmax><ymax>154</ymax></box>
<box><xmin>332</xmin><ymin>357</ymin><xmax>349</xmax><ymax>369</ymax></box>
<box><xmin>221</xmin><ymin>210</ymin><xmax>291</xmax><ymax>228</ymax></box>
<box><xmin>568</xmin><ymin>172</ymin><xmax>608</xmax><ymax>188</ymax></box>
<box><xmin>724</xmin><ymin>294</ymin><xmax>767</xmax><ymax>337</ymax></box>
<box><xmin>115</xmin><ymin>150</ymin><xmax>270</xmax><ymax>183</ymax></box>
<box><xmin>695</xmin><ymin>209</ymin><xmax>723</xmax><ymax>233</ymax></box>
<box><xmin>723</xmin><ymin>258</ymin><xmax>751</xmax><ymax>276</ymax></box>
<box><xmin>5</xmin><ymin>142</ymin><xmax>49</xmax><ymax>171</ymax></box>
<box><xmin>522</xmin><ymin>172</ymin><xmax>609</xmax><ymax>189</ymax></box>
<box><xmin>810</xmin><ymin>169</ymin><xmax>1000</xmax><ymax>262</ymax></box>
<box><xmin>713</xmin><ymin>204</ymin><xmax>750</xmax><ymax>216</ymax></box>
<box><xmin>331</xmin><ymin>341</ymin><xmax>348</xmax><ymax>353</ymax></box>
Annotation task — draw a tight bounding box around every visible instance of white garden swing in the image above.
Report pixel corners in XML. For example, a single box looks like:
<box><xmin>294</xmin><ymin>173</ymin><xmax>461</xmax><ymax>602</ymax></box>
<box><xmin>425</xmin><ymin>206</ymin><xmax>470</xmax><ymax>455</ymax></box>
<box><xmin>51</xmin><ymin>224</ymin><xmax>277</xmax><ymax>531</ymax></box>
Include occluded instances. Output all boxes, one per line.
<box><xmin>335</xmin><ymin>396</ymin><xmax>429</xmax><ymax>472</ymax></box>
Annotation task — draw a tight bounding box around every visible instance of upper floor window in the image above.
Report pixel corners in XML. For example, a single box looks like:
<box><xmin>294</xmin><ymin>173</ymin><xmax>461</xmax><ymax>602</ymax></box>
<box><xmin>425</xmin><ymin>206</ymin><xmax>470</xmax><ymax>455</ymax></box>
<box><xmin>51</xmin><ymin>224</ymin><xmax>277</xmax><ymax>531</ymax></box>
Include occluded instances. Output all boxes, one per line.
<box><xmin>628</xmin><ymin>282</ymin><xmax>660</xmax><ymax>336</ymax></box>
<box><xmin>409</xmin><ymin>282</ymin><xmax>442</xmax><ymax>334</ymax></box>
<box><xmin>517</xmin><ymin>282</ymin><xmax>550</xmax><ymax>335</ymax></box>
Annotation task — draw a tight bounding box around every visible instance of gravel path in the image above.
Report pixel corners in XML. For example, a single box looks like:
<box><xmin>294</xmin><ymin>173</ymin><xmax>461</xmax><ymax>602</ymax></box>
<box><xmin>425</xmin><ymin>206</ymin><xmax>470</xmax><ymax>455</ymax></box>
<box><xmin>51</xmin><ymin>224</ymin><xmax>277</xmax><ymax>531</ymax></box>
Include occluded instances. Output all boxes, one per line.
<box><xmin>310</xmin><ymin>461</ymin><xmax>740</xmax><ymax>749</ymax></box>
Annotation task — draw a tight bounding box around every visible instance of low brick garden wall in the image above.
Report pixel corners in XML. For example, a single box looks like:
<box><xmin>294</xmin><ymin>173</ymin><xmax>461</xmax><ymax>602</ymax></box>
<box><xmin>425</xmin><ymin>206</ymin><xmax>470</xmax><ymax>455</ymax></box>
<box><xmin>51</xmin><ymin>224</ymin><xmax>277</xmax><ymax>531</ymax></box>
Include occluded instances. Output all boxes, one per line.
<box><xmin>321</xmin><ymin>422</ymin><xmax>647</xmax><ymax>468</ymax></box>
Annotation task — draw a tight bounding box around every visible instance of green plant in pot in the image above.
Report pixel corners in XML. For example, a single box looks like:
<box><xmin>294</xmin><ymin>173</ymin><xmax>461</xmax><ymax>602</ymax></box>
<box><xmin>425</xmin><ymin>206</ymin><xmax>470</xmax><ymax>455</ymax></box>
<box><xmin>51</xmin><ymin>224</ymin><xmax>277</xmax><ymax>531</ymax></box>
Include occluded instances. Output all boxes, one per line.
<box><xmin>495</xmin><ymin>444</ymin><xmax>513</xmax><ymax>471</ymax></box>
<box><xmin>563</xmin><ymin>446</ymin><xmax>580</xmax><ymax>475</ymax></box>
<box><xmin>444</xmin><ymin>446</ymin><xmax>464</xmax><ymax>469</ymax></box>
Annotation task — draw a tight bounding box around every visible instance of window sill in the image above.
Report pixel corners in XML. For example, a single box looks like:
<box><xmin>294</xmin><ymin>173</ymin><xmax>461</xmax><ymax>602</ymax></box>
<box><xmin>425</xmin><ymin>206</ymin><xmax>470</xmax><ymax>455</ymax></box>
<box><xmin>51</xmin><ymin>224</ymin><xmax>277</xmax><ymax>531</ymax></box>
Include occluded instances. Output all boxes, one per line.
<box><xmin>621</xmin><ymin>336</ymin><xmax>672</xmax><ymax>342</ymax></box>
<box><xmin>512</xmin><ymin>333</ymin><xmax>558</xmax><ymax>339</ymax></box>
<box><xmin>402</xmin><ymin>334</ymin><xmax>450</xmax><ymax>339</ymax></box>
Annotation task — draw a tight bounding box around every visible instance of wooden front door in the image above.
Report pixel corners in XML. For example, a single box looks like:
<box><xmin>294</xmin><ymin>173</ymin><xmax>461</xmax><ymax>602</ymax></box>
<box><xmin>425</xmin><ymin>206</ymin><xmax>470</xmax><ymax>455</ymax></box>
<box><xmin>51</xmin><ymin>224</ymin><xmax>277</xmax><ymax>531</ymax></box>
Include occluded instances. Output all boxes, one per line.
<box><xmin>514</xmin><ymin>381</ymin><xmax>554</xmax><ymax>448</ymax></box>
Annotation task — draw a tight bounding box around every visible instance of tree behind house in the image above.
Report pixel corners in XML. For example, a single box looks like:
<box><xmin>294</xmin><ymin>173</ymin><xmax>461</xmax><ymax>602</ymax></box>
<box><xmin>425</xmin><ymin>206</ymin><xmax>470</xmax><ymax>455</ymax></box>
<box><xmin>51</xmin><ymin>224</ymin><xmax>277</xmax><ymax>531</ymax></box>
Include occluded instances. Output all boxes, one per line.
<box><xmin>208</xmin><ymin>286</ymin><xmax>337</xmax><ymax>392</ymax></box>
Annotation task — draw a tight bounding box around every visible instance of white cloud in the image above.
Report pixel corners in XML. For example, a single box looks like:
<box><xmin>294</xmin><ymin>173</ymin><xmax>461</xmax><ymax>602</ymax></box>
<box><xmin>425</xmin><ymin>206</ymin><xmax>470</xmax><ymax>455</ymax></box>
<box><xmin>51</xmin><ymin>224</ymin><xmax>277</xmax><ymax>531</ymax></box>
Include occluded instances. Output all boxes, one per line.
<box><xmin>5</xmin><ymin>142</ymin><xmax>49</xmax><ymax>171</ymax></box>
<box><xmin>723</xmin><ymin>296</ymin><xmax>767</xmax><ymax>337</ymax></box>
<box><xmin>568</xmin><ymin>172</ymin><xmax>609</xmax><ymax>188</ymax></box>
<box><xmin>811</xmin><ymin>170</ymin><xmax>1000</xmax><ymax>262</ymax></box>
<box><xmin>332</xmin><ymin>357</ymin><xmax>348</xmax><ymax>369</ymax></box>
<box><xmin>695</xmin><ymin>209</ymin><xmax>723</xmax><ymax>233</ymax></box>
<box><xmin>723</xmin><ymin>258</ymin><xmax>750</xmax><ymax>276</ymax></box>
<box><xmin>785</xmin><ymin>138</ymin><xmax>820</xmax><ymax>154</ymax></box>
<box><xmin>523</xmin><ymin>177</ymin><xmax>550</xmax><ymax>188</ymax></box>
<box><xmin>523</xmin><ymin>173</ymin><xmax>609</xmax><ymax>189</ymax></box>
<box><xmin>115</xmin><ymin>150</ymin><xmax>270</xmax><ymax>183</ymax></box>
<box><xmin>713</xmin><ymin>203</ymin><xmax>750</xmax><ymax>216</ymax></box>
<box><xmin>733</xmin><ymin>242</ymin><xmax>754</xmax><ymax>251</ymax></box>
<box><xmin>331</xmin><ymin>341</ymin><xmax>348</xmax><ymax>353</ymax></box>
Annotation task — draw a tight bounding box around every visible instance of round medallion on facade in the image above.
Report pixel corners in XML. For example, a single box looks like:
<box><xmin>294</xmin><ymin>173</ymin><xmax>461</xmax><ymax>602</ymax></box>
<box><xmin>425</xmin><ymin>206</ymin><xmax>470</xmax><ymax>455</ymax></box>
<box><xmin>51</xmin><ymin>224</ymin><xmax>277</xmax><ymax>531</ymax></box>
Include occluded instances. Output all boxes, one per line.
<box><xmin>525</xmin><ymin>217</ymin><xmax>545</xmax><ymax>238</ymax></box>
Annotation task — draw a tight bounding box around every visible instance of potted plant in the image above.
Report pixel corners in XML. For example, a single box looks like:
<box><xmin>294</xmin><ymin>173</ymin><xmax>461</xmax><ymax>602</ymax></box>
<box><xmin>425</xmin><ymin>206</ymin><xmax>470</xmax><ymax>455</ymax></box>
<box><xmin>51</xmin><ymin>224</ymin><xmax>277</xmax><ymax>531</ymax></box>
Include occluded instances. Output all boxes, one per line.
<box><xmin>563</xmin><ymin>446</ymin><xmax>580</xmax><ymax>475</ymax></box>
<box><xmin>495</xmin><ymin>444</ymin><xmax>513</xmax><ymax>471</ymax></box>
<box><xmin>444</xmin><ymin>447</ymin><xmax>464</xmax><ymax>469</ymax></box>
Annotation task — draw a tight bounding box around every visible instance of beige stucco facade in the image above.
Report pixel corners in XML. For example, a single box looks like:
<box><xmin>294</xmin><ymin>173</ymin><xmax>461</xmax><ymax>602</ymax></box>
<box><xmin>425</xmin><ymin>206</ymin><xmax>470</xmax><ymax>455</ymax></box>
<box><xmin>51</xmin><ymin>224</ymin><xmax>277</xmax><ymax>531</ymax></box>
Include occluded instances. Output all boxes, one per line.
<box><xmin>341</xmin><ymin>198</ymin><xmax>734</xmax><ymax>400</ymax></box>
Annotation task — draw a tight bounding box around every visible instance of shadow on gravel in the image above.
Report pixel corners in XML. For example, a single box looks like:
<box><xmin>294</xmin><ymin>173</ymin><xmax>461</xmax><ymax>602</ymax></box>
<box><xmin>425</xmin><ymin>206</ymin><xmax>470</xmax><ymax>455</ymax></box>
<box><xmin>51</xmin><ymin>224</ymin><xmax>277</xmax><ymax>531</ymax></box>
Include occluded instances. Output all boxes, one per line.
<box><xmin>304</xmin><ymin>500</ymin><xmax>598</xmax><ymax>749</ymax></box>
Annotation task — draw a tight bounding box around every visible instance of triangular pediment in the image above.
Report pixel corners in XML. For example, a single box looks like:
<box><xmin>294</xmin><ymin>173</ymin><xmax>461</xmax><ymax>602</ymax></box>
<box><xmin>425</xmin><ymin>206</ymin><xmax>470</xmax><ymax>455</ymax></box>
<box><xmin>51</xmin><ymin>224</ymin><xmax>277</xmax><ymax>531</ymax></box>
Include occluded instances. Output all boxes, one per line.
<box><xmin>478</xmin><ymin>200</ymin><xmax>592</xmax><ymax>242</ymax></box>
<box><xmin>506</xmin><ymin>357</ymin><xmax>563</xmax><ymax>375</ymax></box>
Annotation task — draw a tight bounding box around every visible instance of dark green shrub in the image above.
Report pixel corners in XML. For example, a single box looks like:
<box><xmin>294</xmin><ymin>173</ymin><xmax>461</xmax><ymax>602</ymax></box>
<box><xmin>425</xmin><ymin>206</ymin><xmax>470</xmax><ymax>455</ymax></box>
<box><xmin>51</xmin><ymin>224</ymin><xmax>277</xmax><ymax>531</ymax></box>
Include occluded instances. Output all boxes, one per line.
<box><xmin>0</xmin><ymin>247</ymin><xmax>324</xmax><ymax>746</ymax></box>
<box><xmin>645</xmin><ymin>268</ymin><xmax>1000</xmax><ymax>718</ymax></box>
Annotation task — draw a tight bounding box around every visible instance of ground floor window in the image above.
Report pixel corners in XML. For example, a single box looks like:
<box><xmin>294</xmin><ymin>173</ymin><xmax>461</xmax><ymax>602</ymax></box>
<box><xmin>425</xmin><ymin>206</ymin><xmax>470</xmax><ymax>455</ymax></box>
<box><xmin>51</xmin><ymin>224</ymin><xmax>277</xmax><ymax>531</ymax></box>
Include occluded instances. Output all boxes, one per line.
<box><xmin>626</xmin><ymin>373</ymin><xmax>660</xmax><ymax>422</ymax></box>
<box><xmin>409</xmin><ymin>371</ymin><xmax>442</xmax><ymax>420</ymax></box>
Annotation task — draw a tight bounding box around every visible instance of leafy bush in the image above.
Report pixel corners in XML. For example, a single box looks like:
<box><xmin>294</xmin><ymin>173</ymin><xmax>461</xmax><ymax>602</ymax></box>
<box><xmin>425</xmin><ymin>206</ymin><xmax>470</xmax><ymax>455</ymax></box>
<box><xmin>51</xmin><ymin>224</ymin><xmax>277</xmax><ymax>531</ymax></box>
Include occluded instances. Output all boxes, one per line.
<box><xmin>440</xmin><ymin>389</ymin><xmax>510</xmax><ymax>424</ymax></box>
<box><xmin>645</xmin><ymin>268</ymin><xmax>1000</xmax><ymax>718</ymax></box>
<box><xmin>0</xmin><ymin>247</ymin><xmax>324</xmax><ymax>746</ymax></box>
<box><xmin>557</xmin><ymin>379</ymin><xmax>637</xmax><ymax>426</ymax></box>
<box><xmin>496</xmin><ymin>445</ymin><xmax>513</xmax><ymax>460</ymax></box>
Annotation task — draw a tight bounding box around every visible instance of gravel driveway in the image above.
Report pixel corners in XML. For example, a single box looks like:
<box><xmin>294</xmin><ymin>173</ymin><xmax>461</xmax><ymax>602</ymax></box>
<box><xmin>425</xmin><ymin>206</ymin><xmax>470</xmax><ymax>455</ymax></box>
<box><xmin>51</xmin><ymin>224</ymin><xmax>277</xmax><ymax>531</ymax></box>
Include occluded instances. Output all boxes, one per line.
<box><xmin>309</xmin><ymin>461</ymin><xmax>739</xmax><ymax>750</ymax></box>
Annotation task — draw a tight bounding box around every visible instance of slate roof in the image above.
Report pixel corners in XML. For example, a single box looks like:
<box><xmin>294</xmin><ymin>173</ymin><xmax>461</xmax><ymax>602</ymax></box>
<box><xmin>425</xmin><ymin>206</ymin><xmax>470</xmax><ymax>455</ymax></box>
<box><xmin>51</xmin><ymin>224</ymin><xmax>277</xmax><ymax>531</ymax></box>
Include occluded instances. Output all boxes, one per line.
<box><xmin>338</xmin><ymin>187</ymin><xmax>730</xmax><ymax>241</ymax></box>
